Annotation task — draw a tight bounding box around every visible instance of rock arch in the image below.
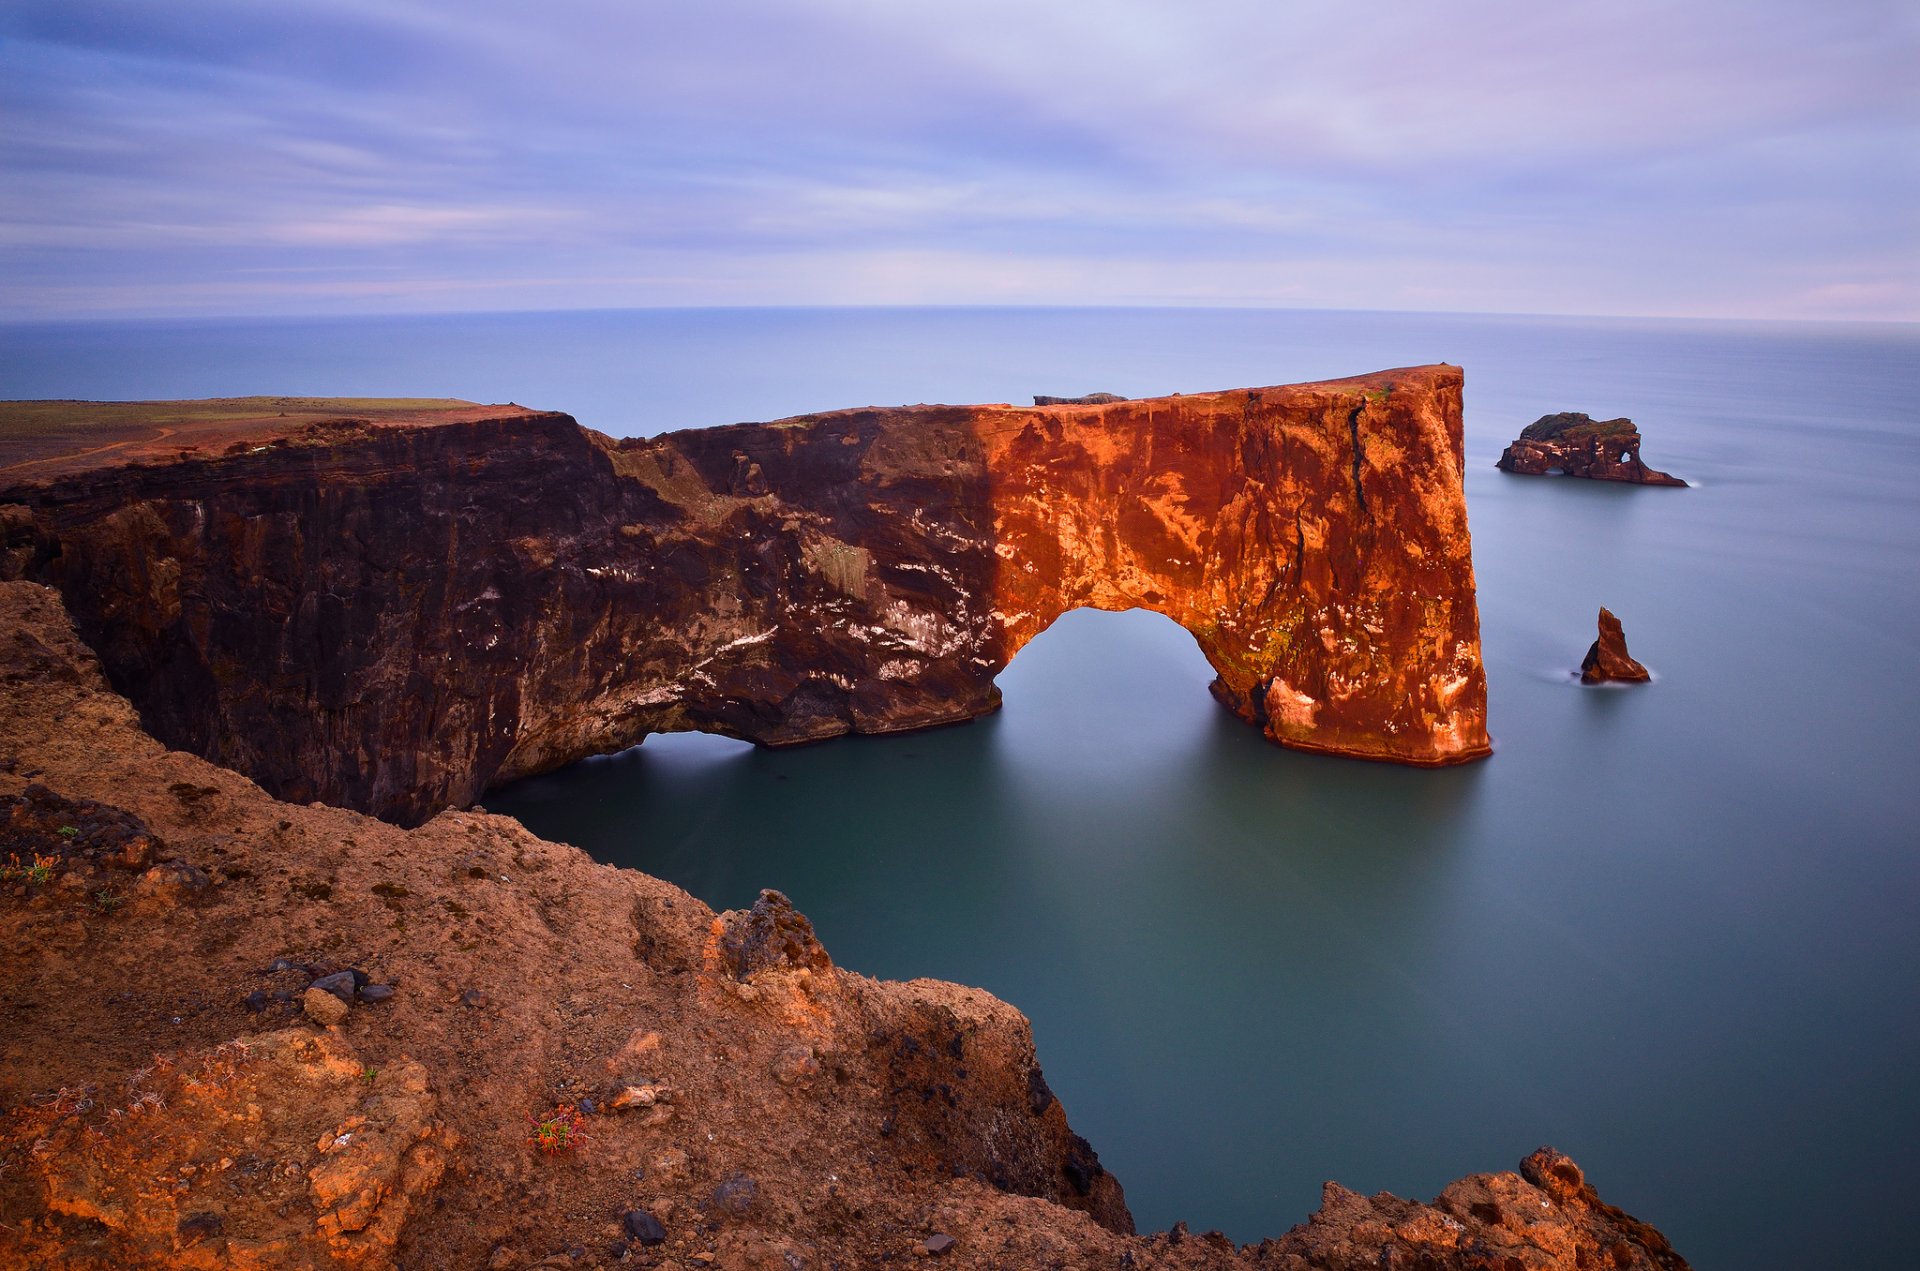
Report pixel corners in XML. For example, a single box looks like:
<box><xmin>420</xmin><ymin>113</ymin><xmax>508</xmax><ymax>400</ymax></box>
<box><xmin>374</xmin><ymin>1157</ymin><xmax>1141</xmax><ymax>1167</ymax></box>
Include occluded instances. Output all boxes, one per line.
<box><xmin>2</xmin><ymin>365</ymin><xmax>1489</xmax><ymax>825</ymax></box>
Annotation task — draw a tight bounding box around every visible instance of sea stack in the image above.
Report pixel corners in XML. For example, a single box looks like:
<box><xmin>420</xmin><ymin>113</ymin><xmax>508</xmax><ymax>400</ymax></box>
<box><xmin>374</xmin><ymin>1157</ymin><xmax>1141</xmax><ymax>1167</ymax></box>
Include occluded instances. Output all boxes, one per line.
<box><xmin>1581</xmin><ymin>607</ymin><xmax>1652</xmax><ymax>683</ymax></box>
<box><xmin>1497</xmin><ymin>412</ymin><xmax>1685</xmax><ymax>485</ymax></box>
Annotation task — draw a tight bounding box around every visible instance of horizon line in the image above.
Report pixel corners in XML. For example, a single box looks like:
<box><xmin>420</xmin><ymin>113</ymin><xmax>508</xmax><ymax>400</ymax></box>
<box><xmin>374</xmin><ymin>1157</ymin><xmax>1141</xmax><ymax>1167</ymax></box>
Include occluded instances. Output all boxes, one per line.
<box><xmin>3</xmin><ymin>301</ymin><xmax>1915</xmax><ymax>330</ymax></box>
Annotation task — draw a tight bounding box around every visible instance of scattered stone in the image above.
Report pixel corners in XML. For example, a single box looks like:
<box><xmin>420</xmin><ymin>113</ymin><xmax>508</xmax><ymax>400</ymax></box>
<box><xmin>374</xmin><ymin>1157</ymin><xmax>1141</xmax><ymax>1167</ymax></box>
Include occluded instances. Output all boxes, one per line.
<box><xmin>134</xmin><ymin>860</ymin><xmax>211</xmax><ymax>905</ymax></box>
<box><xmin>311</xmin><ymin>971</ymin><xmax>357</xmax><ymax>1004</ymax></box>
<box><xmin>487</xmin><ymin>1247</ymin><xmax>521</xmax><ymax>1271</ymax></box>
<box><xmin>358</xmin><ymin>984</ymin><xmax>395</xmax><ymax>1004</ymax></box>
<box><xmin>266</xmin><ymin>957</ymin><xmax>305</xmax><ymax>974</ymax></box>
<box><xmin>461</xmin><ymin>988</ymin><xmax>490</xmax><ymax>1008</ymax></box>
<box><xmin>610</xmin><ymin>1083</ymin><xmax>668</xmax><ymax>1110</ymax></box>
<box><xmin>711</xmin><ymin>1173</ymin><xmax>759</xmax><ymax>1217</ymax></box>
<box><xmin>920</xmin><ymin>1233</ymin><xmax>956</xmax><ymax>1256</ymax></box>
<box><xmin>577</xmin><ymin>1096</ymin><xmax>596</xmax><ymax>1115</ymax></box>
<box><xmin>303</xmin><ymin>986</ymin><xmax>350</xmax><ymax>1027</ymax></box>
<box><xmin>771</xmin><ymin>1044</ymin><xmax>820</xmax><ymax>1087</ymax></box>
<box><xmin>648</xmin><ymin>1147</ymin><xmax>689</xmax><ymax>1180</ymax></box>
<box><xmin>622</xmin><ymin>1209</ymin><xmax>667</xmax><ymax>1246</ymax></box>
<box><xmin>242</xmin><ymin>989</ymin><xmax>271</xmax><ymax>1013</ymax></box>
<box><xmin>1580</xmin><ymin>607</ymin><xmax>1652</xmax><ymax>684</ymax></box>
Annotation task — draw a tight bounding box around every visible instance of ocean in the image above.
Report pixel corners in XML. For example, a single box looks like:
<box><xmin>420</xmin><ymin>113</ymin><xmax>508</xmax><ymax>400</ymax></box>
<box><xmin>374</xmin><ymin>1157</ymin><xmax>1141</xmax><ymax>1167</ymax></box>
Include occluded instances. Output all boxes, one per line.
<box><xmin>4</xmin><ymin>306</ymin><xmax>1916</xmax><ymax>1267</ymax></box>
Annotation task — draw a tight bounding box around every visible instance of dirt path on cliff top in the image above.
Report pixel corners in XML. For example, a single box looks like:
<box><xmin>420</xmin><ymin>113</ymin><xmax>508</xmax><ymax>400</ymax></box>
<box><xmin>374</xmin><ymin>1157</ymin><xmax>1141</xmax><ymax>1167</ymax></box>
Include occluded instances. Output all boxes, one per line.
<box><xmin>0</xmin><ymin>580</ymin><xmax>1686</xmax><ymax>1271</ymax></box>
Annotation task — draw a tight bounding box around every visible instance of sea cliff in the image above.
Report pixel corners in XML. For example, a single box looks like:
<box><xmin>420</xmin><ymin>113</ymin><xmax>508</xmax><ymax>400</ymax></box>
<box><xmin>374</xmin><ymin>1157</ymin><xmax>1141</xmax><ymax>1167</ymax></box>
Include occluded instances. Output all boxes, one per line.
<box><xmin>0</xmin><ymin>579</ymin><xmax>1685</xmax><ymax>1269</ymax></box>
<box><xmin>2</xmin><ymin>368</ymin><xmax>1490</xmax><ymax>827</ymax></box>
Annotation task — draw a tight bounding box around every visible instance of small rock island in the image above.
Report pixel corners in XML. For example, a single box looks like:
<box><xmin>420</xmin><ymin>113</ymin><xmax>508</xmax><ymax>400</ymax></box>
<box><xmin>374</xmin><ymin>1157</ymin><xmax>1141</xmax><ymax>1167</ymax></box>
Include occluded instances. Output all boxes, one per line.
<box><xmin>1497</xmin><ymin>412</ymin><xmax>1686</xmax><ymax>486</ymax></box>
<box><xmin>1581</xmin><ymin>607</ymin><xmax>1652</xmax><ymax>684</ymax></box>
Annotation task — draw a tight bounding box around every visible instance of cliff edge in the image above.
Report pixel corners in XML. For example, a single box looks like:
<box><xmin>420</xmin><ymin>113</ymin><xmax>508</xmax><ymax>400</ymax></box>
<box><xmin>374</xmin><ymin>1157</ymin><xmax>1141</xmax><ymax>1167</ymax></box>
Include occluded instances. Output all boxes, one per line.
<box><xmin>0</xmin><ymin>580</ymin><xmax>1686</xmax><ymax>1269</ymax></box>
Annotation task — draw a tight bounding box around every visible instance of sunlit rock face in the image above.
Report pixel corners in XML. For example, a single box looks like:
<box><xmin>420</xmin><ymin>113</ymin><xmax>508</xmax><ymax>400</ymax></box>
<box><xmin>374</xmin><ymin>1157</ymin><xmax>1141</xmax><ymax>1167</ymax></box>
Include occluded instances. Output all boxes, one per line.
<box><xmin>1</xmin><ymin>365</ymin><xmax>1490</xmax><ymax>826</ymax></box>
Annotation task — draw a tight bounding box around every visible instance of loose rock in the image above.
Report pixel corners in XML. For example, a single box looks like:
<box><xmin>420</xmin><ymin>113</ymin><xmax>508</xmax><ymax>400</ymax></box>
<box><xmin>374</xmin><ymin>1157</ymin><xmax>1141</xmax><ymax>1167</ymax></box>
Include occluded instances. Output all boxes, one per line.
<box><xmin>772</xmin><ymin>1044</ymin><xmax>820</xmax><ymax>1086</ymax></box>
<box><xmin>303</xmin><ymin>986</ymin><xmax>350</xmax><ymax>1026</ymax></box>
<box><xmin>649</xmin><ymin>1147</ymin><xmax>689</xmax><ymax>1180</ymax></box>
<box><xmin>711</xmin><ymin>1173</ymin><xmax>759</xmax><ymax>1217</ymax></box>
<box><xmin>622</xmin><ymin>1209</ymin><xmax>668</xmax><ymax>1245</ymax></box>
<box><xmin>310</xmin><ymin>971</ymin><xmax>357</xmax><ymax>1004</ymax></box>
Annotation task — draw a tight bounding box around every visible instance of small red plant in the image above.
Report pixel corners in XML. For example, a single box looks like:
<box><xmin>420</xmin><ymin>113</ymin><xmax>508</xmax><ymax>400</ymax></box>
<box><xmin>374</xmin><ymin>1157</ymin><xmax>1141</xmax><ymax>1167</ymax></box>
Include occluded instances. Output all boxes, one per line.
<box><xmin>526</xmin><ymin>1103</ymin><xmax>587</xmax><ymax>1156</ymax></box>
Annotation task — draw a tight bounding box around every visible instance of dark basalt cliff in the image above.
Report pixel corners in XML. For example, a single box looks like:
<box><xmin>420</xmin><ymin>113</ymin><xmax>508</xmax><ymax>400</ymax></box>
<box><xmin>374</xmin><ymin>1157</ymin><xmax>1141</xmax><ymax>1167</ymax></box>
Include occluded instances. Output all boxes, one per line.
<box><xmin>1</xmin><ymin>366</ymin><xmax>1490</xmax><ymax>826</ymax></box>
<box><xmin>1497</xmin><ymin>412</ymin><xmax>1686</xmax><ymax>486</ymax></box>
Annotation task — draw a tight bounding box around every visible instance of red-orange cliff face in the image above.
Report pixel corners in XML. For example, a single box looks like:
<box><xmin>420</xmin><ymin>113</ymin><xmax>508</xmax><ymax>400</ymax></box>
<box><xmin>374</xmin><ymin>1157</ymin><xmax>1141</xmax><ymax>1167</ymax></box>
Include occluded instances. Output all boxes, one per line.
<box><xmin>0</xmin><ymin>366</ymin><xmax>1490</xmax><ymax>826</ymax></box>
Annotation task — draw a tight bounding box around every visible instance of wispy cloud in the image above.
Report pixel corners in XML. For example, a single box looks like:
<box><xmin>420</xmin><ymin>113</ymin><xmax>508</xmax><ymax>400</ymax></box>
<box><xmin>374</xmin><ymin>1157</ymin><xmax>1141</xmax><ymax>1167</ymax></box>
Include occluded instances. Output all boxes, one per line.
<box><xmin>1</xmin><ymin>0</ymin><xmax>1913</xmax><ymax>319</ymax></box>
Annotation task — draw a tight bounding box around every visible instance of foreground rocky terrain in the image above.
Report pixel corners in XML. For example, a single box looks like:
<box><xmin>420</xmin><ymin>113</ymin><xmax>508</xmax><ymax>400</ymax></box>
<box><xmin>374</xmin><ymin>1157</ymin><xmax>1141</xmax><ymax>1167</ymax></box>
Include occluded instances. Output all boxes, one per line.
<box><xmin>2</xmin><ymin>369</ymin><xmax>1488</xmax><ymax>826</ymax></box>
<box><xmin>0</xmin><ymin>581</ymin><xmax>1688</xmax><ymax>1268</ymax></box>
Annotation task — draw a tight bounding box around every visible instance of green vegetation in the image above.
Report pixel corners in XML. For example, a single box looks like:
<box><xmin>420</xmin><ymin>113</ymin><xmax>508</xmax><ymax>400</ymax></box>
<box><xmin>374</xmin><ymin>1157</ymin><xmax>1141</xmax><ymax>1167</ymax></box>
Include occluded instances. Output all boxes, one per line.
<box><xmin>526</xmin><ymin>1104</ymin><xmax>589</xmax><ymax>1156</ymax></box>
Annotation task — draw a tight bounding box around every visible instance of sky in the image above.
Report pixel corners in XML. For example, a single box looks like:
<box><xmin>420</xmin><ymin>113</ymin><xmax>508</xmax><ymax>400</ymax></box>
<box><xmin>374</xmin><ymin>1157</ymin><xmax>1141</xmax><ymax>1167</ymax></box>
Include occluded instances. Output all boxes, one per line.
<box><xmin>2</xmin><ymin>0</ymin><xmax>1915</xmax><ymax>321</ymax></box>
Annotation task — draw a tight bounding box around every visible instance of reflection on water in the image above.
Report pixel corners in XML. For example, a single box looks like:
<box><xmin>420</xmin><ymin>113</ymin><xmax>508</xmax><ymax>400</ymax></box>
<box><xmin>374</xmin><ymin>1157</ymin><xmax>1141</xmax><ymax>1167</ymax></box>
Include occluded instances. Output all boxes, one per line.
<box><xmin>8</xmin><ymin>308</ymin><xmax>1917</xmax><ymax>1268</ymax></box>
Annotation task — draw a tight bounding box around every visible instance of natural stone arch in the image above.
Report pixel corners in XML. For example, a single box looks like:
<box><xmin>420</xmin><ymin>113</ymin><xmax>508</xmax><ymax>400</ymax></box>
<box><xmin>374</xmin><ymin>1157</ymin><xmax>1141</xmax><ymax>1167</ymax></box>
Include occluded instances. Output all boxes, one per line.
<box><xmin>4</xmin><ymin>366</ymin><xmax>1489</xmax><ymax>825</ymax></box>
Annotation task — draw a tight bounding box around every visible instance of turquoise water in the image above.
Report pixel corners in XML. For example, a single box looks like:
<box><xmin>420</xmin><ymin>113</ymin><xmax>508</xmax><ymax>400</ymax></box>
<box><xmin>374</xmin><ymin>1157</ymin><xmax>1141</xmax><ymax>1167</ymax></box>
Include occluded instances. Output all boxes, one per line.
<box><xmin>4</xmin><ymin>308</ymin><xmax>1917</xmax><ymax>1267</ymax></box>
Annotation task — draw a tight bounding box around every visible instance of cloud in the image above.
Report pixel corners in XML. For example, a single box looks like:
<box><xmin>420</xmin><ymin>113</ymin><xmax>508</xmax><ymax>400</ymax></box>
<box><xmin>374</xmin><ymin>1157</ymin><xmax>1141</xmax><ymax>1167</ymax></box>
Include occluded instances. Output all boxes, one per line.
<box><xmin>0</xmin><ymin>0</ymin><xmax>1913</xmax><ymax>319</ymax></box>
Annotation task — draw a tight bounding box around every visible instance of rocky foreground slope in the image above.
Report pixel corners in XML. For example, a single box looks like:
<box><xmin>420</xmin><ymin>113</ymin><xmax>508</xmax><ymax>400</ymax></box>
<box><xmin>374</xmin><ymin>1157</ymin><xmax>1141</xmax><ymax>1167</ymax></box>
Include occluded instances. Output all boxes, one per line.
<box><xmin>0</xmin><ymin>581</ymin><xmax>1686</xmax><ymax>1269</ymax></box>
<box><xmin>2</xmin><ymin>368</ymin><xmax>1489</xmax><ymax>826</ymax></box>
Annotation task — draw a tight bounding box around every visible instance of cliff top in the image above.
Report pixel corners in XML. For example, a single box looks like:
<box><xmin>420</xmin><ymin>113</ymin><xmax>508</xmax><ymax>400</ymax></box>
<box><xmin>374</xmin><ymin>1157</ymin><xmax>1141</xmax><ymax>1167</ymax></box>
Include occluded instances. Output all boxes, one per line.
<box><xmin>1</xmin><ymin>368</ymin><xmax>1461</xmax><ymax>492</ymax></box>
<box><xmin>0</xmin><ymin>396</ymin><xmax>547</xmax><ymax>485</ymax></box>
<box><xmin>1517</xmin><ymin>411</ymin><xmax>1639</xmax><ymax>442</ymax></box>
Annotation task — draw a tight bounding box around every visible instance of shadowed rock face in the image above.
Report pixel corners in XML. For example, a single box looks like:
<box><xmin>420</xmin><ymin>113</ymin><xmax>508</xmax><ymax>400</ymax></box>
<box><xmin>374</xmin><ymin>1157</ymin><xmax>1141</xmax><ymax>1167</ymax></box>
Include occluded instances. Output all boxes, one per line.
<box><xmin>1497</xmin><ymin>412</ymin><xmax>1686</xmax><ymax>485</ymax></box>
<box><xmin>1</xmin><ymin>365</ymin><xmax>1490</xmax><ymax>826</ymax></box>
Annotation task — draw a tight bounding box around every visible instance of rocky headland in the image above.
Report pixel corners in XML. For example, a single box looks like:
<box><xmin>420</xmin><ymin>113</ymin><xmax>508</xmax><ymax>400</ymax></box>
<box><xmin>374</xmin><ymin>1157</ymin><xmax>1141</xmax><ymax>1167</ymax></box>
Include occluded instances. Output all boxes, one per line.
<box><xmin>1496</xmin><ymin>413</ymin><xmax>1686</xmax><ymax>486</ymax></box>
<box><xmin>0</xmin><ymin>372</ymin><xmax>1689</xmax><ymax>1267</ymax></box>
<box><xmin>0</xmin><ymin>579</ymin><xmax>1689</xmax><ymax>1269</ymax></box>
<box><xmin>1</xmin><ymin>367</ymin><xmax>1490</xmax><ymax>828</ymax></box>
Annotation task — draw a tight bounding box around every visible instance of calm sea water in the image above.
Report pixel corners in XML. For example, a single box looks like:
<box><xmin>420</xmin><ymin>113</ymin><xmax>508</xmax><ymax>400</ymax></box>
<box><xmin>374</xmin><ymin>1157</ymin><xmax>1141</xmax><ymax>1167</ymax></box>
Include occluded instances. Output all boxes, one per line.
<box><xmin>4</xmin><ymin>308</ymin><xmax>1917</xmax><ymax>1267</ymax></box>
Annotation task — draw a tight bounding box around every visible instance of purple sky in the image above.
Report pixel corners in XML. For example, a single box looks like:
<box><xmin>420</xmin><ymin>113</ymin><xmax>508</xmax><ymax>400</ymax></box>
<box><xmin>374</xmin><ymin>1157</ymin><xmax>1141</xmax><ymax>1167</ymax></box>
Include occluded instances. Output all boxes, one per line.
<box><xmin>3</xmin><ymin>0</ymin><xmax>1915</xmax><ymax>320</ymax></box>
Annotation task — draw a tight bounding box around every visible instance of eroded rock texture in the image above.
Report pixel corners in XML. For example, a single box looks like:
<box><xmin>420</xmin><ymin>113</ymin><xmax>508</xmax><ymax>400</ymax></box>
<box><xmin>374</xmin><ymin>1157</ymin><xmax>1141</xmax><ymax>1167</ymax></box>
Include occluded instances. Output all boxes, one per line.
<box><xmin>0</xmin><ymin>579</ymin><xmax>1684</xmax><ymax>1270</ymax></box>
<box><xmin>1580</xmin><ymin>607</ymin><xmax>1651</xmax><ymax>684</ymax></box>
<box><xmin>1496</xmin><ymin>413</ymin><xmax>1686</xmax><ymax>486</ymax></box>
<box><xmin>1</xmin><ymin>366</ymin><xmax>1489</xmax><ymax>826</ymax></box>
